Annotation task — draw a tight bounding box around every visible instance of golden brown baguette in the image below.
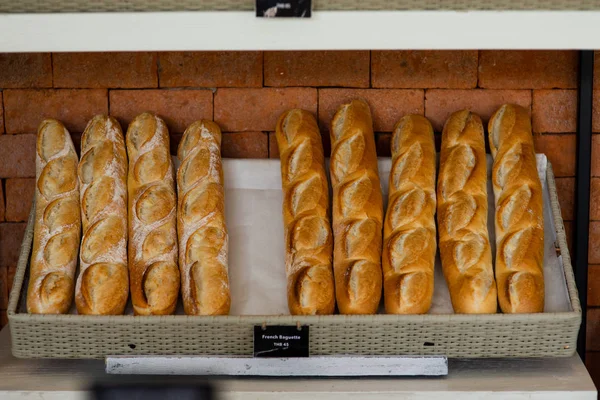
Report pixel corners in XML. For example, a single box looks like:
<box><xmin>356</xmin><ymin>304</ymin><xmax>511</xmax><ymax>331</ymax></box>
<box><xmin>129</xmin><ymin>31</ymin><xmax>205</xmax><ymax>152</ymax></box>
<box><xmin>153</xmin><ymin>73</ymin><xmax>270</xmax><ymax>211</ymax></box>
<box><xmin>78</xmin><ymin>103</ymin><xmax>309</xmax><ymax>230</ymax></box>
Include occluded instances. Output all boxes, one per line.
<box><xmin>383</xmin><ymin>115</ymin><xmax>436</xmax><ymax>314</ymax></box>
<box><xmin>276</xmin><ymin>109</ymin><xmax>335</xmax><ymax>315</ymax></box>
<box><xmin>437</xmin><ymin>110</ymin><xmax>497</xmax><ymax>314</ymax></box>
<box><xmin>27</xmin><ymin>119</ymin><xmax>81</xmax><ymax>314</ymax></box>
<box><xmin>177</xmin><ymin>120</ymin><xmax>230</xmax><ymax>315</ymax></box>
<box><xmin>126</xmin><ymin>113</ymin><xmax>180</xmax><ymax>315</ymax></box>
<box><xmin>329</xmin><ymin>99</ymin><xmax>383</xmax><ymax>315</ymax></box>
<box><xmin>488</xmin><ymin>104</ymin><xmax>544</xmax><ymax>313</ymax></box>
<box><xmin>75</xmin><ymin>115</ymin><xmax>129</xmax><ymax>315</ymax></box>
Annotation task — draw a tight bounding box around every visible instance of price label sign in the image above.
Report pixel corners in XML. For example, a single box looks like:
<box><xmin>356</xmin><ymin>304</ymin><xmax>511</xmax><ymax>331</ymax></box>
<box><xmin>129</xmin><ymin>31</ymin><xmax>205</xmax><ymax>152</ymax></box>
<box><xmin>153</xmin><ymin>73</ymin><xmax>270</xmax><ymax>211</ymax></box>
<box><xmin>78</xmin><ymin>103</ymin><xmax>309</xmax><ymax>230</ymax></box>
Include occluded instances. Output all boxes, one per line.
<box><xmin>256</xmin><ymin>0</ymin><xmax>312</xmax><ymax>18</ymax></box>
<box><xmin>254</xmin><ymin>325</ymin><xmax>309</xmax><ymax>357</ymax></box>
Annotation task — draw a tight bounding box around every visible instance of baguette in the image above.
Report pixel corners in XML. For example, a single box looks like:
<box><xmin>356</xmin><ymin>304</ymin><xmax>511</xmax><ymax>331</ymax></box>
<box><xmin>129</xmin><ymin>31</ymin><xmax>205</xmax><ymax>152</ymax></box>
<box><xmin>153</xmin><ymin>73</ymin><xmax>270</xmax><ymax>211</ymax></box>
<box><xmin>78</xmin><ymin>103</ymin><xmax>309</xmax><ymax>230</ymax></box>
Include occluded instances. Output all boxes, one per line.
<box><xmin>383</xmin><ymin>115</ymin><xmax>436</xmax><ymax>314</ymax></box>
<box><xmin>126</xmin><ymin>112</ymin><xmax>179</xmax><ymax>315</ymax></box>
<box><xmin>27</xmin><ymin>119</ymin><xmax>81</xmax><ymax>314</ymax></box>
<box><xmin>488</xmin><ymin>104</ymin><xmax>544</xmax><ymax>313</ymax></box>
<box><xmin>177</xmin><ymin>120</ymin><xmax>230</xmax><ymax>315</ymax></box>
<box><xmin>329</xmin><ymin>99</ymin><xmax>383</xmax><ymax>315</ymax></box>
<box><xmin>437</xmin><ymin>110</ymin><xmax>497</xmax><ymax>314</ymax></box>
<box><xmin>75</xmin><ymin>115</ymin><xmax>129</xmax><ymax>315</ymax></box>
<box><xmin>276</xmin><ymin>109</ymin><xmax>335</xmax><ymax>315</ymax></box>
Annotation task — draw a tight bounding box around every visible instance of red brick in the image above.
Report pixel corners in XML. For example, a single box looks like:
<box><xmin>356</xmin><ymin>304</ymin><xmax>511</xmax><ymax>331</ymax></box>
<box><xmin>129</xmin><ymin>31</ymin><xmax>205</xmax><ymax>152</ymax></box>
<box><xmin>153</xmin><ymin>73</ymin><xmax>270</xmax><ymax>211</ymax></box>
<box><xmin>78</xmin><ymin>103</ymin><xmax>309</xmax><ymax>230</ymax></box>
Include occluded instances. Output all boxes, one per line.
<box><xmin>593</xmin><ymin>135</ymin><xmax>600</xmax><ymax>176</ymax></box>
<box><xmin>372</xmin><ymin>51</ymin><xmax>477</xmax><ymax>89</ymax></box>
<box><xmin>159</xmin><ymin>52</ymin><xmax>262</xmax><ymax>88</ymax></box>
<box><xmin>0</xmin><ymin>267</ymin><xmax>6</xmax><ymax>310</ymax></box>
<box><xmin>532</xmin><ymin>90</ymin><xmax>577</xmax><ymax>133</ymax></box>
<box><xmin>110</xmin><ymin>89</ymin><xmax>213</xmax><ymax>134</ymax></box>
<box><xmin>215</xmin><ymin>88</ymin><xmax>316</xmax><ymax>132</ymax></box>
<box><xmin>54</xmin><ymin>52</ymin><xmax>158</xmax><ymax>89</ymax></box>
<box><xmin>4</xmin><ymin>89</ymin><xmax>108</xmax><ymax>134</ymax></box>
<box><xmin>0</xmin><ymin>53</ymin><xmax>52</xmax><ymax>88</ymax></box>
<box><xmin>269</xmin><ymin>132</ymin><xmax>279</xmax><ymax>159</ymax></box>
<box><xmin>593</xmin><ymin>90</ymin><xmax>600</xmax><ymax>133</ymax></box>
<box><xmin>0</xmin><ymin>223</ymin><xmax>26</xmax><ymax>269</ymax></box>
<box><xmin>554</xmin><ymin>177</ymin><xmax>574</xmax><ymax>221</ymax></box>
<box><xmin>594</xmin><ymin>51</ymin><xmax>600</xmax><ymax>90</ymax></box>
<box><xmin>0</xmin><ymin>182</ymin><xmax>4</xmax><ymax>222</ymax></box>
<box><xmin>533</xmin><ymin>134</ymin><xmax>576</xmax><ymax>177</ymax></box>
<box><xmin>588</xmin><ymin>309</ymin><xmax>600</xmax><ymax>350</ymax></box>
<box><xmin>0</xmin><ymin>91</ymin><xmax>4</xmax><ymax>134</ymax></box>
<box><xmin>589</xmin><ymin>266</ymin><xmax>600</xmax><ymax>307</ymax></box>
<box><xmin>5</xmin><ymin>178</ymin><xmax>34</xmax><ymax>222</ymax></box>
<box><xmin>479</xmin><ymin>51</ymin><xmax>578</xmax><ymax>89</ymax></box>
<box><xmin>425</xmin><ymin>89</ymin><xmax>531</xmax><ymax>132</ymax></box>
<box><xmin>318</xmin><ymin>89</ymin><xmax>424</xmax><ymax>133</ymax></box>
<box><xmin>265</xmin><ymin>51</ymin><xmax>369</xmax><ymax>88</ymax></box>
<box><xmin>592</xmin><ymin>178</ymin><xmax>600</xmax><ymax>221</ymax></box>
<box><xmin>589</xmin><ymin>222</ymin><xmax>600</xmax><ymax>264</ymax></box>
<box><xmin>0</xmin><ymin>135</ymin><xmax>36</xmax><ymax>178</ymax></box>
<box><xmin>221</xmin><ymin>132</ymin><xmax>268</xmax><ymax>158</ymax></box>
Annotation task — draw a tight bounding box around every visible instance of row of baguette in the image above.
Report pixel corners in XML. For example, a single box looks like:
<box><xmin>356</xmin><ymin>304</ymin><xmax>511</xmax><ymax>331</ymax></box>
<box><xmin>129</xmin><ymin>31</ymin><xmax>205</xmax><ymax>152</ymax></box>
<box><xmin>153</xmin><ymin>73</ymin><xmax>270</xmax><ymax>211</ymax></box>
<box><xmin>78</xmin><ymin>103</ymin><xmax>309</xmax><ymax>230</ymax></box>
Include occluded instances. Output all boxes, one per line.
<box><xmin>26</xmin><ymin>100</ymin><xmax>544</xmax><ymax>316</ymax></box>
<box><xmin>280</xmin><ymin>101</ymin><xmax>543</xmax><ymax>315</ymax></box>
<box><xmin>28</xmin><ymin>113</ymin><xmax>228</xmax><ymax>316</ymax></box>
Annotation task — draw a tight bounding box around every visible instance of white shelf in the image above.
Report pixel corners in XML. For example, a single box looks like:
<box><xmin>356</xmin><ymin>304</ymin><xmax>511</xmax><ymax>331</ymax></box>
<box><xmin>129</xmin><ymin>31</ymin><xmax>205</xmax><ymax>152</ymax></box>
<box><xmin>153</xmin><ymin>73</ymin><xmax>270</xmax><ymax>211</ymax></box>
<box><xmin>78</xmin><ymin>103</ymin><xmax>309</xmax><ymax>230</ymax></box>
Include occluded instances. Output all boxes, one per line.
<box><xmin>0</xmin><ymin>10</ymin><xmax>600</xmax><ymax>52</ymax></box>
<box><xmin>0</xmin><ymin>326</ymin><xmax>596</xmax><ymax>400</ymax></box>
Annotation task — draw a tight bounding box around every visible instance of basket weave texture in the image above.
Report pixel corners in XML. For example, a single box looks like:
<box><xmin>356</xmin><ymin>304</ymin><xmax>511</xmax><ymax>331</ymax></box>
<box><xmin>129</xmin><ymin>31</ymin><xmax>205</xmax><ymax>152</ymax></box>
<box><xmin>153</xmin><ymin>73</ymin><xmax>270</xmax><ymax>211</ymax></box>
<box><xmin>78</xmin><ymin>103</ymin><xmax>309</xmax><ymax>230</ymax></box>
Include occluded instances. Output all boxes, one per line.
<box><xmin>7</xmin><ymin>162</ymin><xmax>581</xmax><ymax>359</ymax></box>
<box><xmin>1</xmin><ymin>0</ymin><xmax>599</xmax><ymax>12</ymax></box>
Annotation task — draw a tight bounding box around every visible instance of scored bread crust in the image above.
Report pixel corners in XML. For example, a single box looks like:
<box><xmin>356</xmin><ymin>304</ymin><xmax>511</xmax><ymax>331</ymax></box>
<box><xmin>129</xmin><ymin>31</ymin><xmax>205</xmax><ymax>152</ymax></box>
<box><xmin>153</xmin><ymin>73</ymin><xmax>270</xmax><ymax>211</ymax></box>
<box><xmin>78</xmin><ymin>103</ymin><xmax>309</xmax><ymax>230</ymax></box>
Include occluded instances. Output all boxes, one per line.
<box><xmin>275</xmin><ymin>109</ymin><xmax>335</xmax><ymax>315</ymax></box>
<box><xmin>126</xmin><ymin>113</ymin><xmax>180</xmax><ymax>316</ymax></box>
<box><xmin>177</xmin><ymin>120</ymin><xmax>230</xmax><ymax>316</ymax></box>
<box><xmin>27</xmin><ymin>119</ymin><xmax>81</xmax><ymax>314</ymax></box>
<box><xmin>329</xmin><ymin>99</ymin><xmax>383</xmax><ymax>315</ymax></box>
<box><xmin>75</xmin><ymin>115</ymin><xmax>129</xmax><ymax>315</ymax></box>
<box><xmin>383</xmin><ymin>115</ymin><xmax>436</xmax><ymax>314</ymax></box>
<box><xmin>438</xmin><ymin>110</ymin><xmax>497</xmax><ymax>314</ymax></box>
<box><xmin>488</xmin><ymin>104</ymin><xmax>544</xmax><ymax>313</ymax></box>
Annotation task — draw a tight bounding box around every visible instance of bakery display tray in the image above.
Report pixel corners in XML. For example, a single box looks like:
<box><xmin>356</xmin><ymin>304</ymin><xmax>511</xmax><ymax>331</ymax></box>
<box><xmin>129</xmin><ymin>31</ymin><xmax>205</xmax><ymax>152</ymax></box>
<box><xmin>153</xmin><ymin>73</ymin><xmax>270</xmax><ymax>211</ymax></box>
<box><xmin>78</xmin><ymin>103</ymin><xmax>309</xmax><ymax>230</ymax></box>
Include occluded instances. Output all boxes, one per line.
<box><xmin>7</xmin><ymin>155</ymin><xmax>581</xmax><ymax>359</ymax></box>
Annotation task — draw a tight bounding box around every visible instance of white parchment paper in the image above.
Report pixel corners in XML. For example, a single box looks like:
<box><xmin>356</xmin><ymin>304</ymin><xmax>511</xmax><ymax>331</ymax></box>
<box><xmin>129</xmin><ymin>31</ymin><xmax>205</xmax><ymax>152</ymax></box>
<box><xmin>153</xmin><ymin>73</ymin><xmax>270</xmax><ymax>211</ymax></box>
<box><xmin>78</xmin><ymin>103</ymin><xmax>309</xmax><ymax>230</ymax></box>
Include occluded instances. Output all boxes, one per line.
<box><xmin>18</xmin><ymin>155</ymin><xmax>571</xmax><ymax>316</ymax></box>
<box><xmin>220</xmin><ymin>154</ymin><xmax>571</xmax><ymax>315</ymax></box>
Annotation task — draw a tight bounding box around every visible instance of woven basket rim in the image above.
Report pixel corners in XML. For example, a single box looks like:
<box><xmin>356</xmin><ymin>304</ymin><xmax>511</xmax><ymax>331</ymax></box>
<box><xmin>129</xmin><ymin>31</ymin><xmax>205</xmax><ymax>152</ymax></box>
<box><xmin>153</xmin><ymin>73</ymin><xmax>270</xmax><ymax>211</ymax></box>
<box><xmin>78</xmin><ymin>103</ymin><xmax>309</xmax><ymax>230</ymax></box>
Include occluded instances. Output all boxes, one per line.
<box><xmin>8</xmin><ymin>158</ymin><xmax>581</xmax><ymax>320</ymax></box>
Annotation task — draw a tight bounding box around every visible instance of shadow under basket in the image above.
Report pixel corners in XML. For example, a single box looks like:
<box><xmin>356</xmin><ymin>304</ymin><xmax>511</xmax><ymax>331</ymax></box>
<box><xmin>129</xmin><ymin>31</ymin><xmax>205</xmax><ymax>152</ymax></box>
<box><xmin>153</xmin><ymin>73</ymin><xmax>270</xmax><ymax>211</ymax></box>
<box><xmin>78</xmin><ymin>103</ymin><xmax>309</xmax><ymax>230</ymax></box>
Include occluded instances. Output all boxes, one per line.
<box><xmin>7</xmin><ymin>159</ymin><xmax>581</xmax><ymax>359</ymax></box>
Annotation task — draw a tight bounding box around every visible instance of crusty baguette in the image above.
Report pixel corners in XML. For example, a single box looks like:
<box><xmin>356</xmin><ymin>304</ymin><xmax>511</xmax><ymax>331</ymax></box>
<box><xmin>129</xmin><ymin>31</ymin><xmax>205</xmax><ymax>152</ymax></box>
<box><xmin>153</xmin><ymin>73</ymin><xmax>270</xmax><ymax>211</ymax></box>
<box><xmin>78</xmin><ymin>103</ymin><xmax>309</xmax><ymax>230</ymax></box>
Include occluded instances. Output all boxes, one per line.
<box><xmin>177</xmin><ymin>120</ymin><xmax>230</xmax><ymax>315</ymax></box>
<box><xmin>437</xmin><ymin>110</ymin><xmax>497</xmax><ymax>314</ymax></box>
<box><xmin>329</xmin><ymin>99</ymin><xmax>383</xmax><ymax>315</ymax></box>
<box><xmin>27</xmin><ymin>119</ymin><xmax>81</xmax><ymax>314</ymax></box>
<box><xmin>276</xmin><ymin>109</ymin><xmax>335</xmax><ymax>315</ymax></box>
<box><xmin>488</xmin><ymin>104</ymin><xmax>544</xmax><ymax>313</ymax></box>
<box><xmin>383</xmin><ymin>115</ymin><xmax>436</xmax><ymax>314</ymax></box>
<box><xmin>126</xmin><ymin>112</ymin><xmax>180</xmax><ymax>315</ymax></box>
<box><xmin>75</xmin><ymin>115</ymin><xmax>129</xmax><ymax>315</ymax></box>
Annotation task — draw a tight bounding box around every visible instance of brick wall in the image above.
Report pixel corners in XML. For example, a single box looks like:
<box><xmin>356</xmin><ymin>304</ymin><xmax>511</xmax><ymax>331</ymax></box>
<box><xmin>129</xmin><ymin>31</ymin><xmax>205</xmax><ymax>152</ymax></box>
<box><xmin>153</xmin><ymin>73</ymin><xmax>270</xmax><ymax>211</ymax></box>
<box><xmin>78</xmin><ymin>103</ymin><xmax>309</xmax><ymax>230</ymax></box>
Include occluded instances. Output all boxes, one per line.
<box><xmin>0</xmin><ymin>50</ymin><xmax>579</xmax><ymax>350</ymax></box>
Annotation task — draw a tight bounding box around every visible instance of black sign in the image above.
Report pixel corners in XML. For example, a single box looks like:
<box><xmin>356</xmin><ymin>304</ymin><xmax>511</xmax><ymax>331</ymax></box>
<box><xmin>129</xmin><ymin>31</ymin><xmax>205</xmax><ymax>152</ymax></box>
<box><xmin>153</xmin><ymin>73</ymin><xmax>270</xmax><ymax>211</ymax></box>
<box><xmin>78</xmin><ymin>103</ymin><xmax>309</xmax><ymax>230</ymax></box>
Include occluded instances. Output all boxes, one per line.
<box><xmin>253</xmin><ymin>325</ymin><xmax>309</xmax><ymax>357</ymax></box>
<box><xmin>256</xmin><ymin>0</ymin><xmax>312</xmax><ymax>18</ymax></box>
<box><xmin>92</xmin><ymin>384</ymin><xmax>214</xmax><ymax>400</ymax></box>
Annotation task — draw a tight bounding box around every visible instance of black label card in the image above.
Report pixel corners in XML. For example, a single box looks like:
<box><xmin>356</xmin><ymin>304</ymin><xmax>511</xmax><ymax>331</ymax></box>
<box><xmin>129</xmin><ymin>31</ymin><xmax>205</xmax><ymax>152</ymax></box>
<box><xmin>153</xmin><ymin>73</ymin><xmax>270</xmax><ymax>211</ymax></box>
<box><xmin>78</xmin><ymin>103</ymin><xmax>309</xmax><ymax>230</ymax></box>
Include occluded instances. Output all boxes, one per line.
<box><xmin>256</xmin><ymin>0</ymin><xmax>312</xmax><ymax>18</ymax></box>
<box><xmin>253</xmin><ymin>325</ymin><xmax>309</xmax><ymax>357</ymax></box>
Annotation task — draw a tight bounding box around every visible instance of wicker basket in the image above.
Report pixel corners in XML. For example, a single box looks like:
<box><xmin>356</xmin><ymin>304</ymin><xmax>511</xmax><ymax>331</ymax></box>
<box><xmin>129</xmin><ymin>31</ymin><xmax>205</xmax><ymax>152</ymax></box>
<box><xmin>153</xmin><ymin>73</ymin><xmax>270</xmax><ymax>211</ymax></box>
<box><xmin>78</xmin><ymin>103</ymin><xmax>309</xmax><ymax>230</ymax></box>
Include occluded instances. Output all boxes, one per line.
<box><xmin>1</xmin><ymin>0</ymin><xmax>599</xmax><ymax>12</ymax></box>
<box><xmin>7</xmin><ymin>161</ymin><xmax>580</xmax><ymax>359</ymax></box>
